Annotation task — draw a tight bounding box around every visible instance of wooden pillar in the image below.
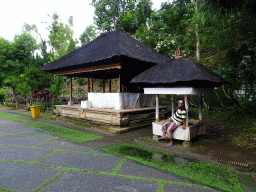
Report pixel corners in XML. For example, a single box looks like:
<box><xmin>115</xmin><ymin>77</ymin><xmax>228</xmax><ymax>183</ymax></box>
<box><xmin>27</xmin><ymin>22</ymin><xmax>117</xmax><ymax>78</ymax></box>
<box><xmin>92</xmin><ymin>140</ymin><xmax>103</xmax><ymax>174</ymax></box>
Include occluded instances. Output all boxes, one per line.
<box><xmin>88</xmin><ymin>78</ymin><xmax>90</xmax><ymax>93</ymax></box>
<box><xmin>199</xmin><ymin>94</ymin><xmax>202</xmax><ymax>122</ymax></box>
<box><xmin>102</xmin><ymin>79</ymin><xmax>105</xmax><ymax>93</ymax></box>
<box><xmin>109</xmin><ymin>79</ymin><xmax>111</xmax><ymax>93</ymax></box>
<box><xmin>184</xmin><ymin>95</ymin><xmax>189</xmax><ymax>126</ymax></box>
<box><xmin>91</xmin><ymin>77</ymin><xmax>94</xmax><ymax>92</ymax></box>
<box><xmin>118</xmin><ymin>73</ymin><xmax>121</xmax><ymax>93</ymax></box>
<box><xmin>171</xmin><ymin>95</ymin><xmax>175</xmax><ymax>117</ymax></box>
<box><xmin>155</xmin><ymin>94</ymin><xmax>159</xmax><ymax>122</ymax></box>
<box><xmin>68</xmin><ymin>76</ymin><xmax>73</xmax><ymax>105</ymax></box>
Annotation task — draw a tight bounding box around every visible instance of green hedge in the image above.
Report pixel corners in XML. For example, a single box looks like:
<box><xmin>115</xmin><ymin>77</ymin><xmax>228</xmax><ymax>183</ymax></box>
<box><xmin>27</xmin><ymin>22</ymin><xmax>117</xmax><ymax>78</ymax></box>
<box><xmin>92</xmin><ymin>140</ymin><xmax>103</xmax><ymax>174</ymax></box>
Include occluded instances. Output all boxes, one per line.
<box><xmin>0</xmin><ymin>89</ymin><xmax>8</xmax><ymax>104</ymax></box>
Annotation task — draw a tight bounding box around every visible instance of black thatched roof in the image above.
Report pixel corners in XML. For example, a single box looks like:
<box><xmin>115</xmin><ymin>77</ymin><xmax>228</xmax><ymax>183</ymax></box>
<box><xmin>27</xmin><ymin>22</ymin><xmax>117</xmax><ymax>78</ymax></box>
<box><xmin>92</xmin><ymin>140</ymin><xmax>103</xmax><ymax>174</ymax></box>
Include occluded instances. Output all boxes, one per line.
<box><xmin>41</xmin><ymin>29</ymin><xmax>172</xmax><ymax>73</ymax></box>
<box><xmin>130</xmin><ymin>58</ymin><xmax>227</xmax><ymax>88</ymax></box>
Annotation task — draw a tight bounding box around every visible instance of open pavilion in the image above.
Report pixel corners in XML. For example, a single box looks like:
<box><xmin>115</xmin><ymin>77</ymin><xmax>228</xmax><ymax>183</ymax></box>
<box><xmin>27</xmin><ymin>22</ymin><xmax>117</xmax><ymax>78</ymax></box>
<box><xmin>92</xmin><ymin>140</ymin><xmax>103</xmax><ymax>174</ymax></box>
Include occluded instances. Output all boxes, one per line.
<box><xmin>41</xmin><ymin>29</ymin><xmax>172</xmax><ymax>132</ymax></box>
<box><xmin>130</xmin><ymin>57</ymin><xmax>227</xmax><ymax>146</ymax></box>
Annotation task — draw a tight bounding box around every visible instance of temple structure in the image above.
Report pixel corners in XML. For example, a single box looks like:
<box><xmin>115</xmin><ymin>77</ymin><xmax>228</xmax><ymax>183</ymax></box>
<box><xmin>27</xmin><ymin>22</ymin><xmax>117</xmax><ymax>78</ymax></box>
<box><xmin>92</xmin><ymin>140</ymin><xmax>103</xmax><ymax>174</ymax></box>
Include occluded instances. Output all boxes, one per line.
<box><xmin>131</xmin><ymin>57</ymin><xmax>226</xmax><ymax>146</ymax></box>
<box><xmin>41</xmin><ymin>29</ymin><xmax>172</xmax><ymax>132</ymax></box>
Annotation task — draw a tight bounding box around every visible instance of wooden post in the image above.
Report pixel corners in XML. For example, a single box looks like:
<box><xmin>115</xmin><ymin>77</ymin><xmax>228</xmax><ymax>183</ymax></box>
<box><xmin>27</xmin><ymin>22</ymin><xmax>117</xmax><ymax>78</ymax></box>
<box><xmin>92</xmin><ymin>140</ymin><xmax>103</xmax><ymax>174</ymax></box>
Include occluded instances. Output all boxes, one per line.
<box><xmin>184</xmin><ymin>95</ymin><xmax>189</xmax><ymax>126</ymax></box>
<box><xmin>155</xmin><ymin>94</ymin><xmax>159</xmax><ymax>122</ymax></box>
<box><xmin>88</xmin><ymin>78</ymin><xmax>90</xmax><ymax>93</ymax></box>
<box><xmin>68</xmin><ymin>76</ymin><xmax>73</xmax><ymax>105</ymax></box>
<box><xmin>199</xmin><ymin>94</ymin><xmax>202</xmax><ymax>122</ymax></box>
<box><xmin>109</xmin><ymin>79</ymin><xmax>111</xmax><ymax>92</ymax></box>
<box><xmin>118</xmin><ymin>73</ymin><xmax>121</xmax><ymax>93</ymax></box>
<box><xmin>171</xmin><ymin>95</ymin><xmax>175</xmax><ymax>117</ymax></box>
<box><xmin>102</xmin><ymin>79</ymin><xmax>105</xmax><ymax>93</ymax></box>
<box><xmin>91</xmin><ymin>77</ymin><xmax>94</xmax><ymax>92</ymax></box>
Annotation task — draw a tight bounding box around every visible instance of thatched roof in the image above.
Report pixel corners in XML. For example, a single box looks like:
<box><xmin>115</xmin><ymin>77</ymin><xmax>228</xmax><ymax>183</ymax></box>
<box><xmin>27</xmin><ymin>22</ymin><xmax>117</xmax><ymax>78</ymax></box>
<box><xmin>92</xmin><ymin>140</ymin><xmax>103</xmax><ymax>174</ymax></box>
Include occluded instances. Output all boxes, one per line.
<box><xmin>130</xmin><ymin>58</ymin><xmax>227</xmax><ymax>88</ymax></box>
<box><xmin>41</xmin><ymin>29</ymin><xmax>172</xmax><ymax>73</ymax></box>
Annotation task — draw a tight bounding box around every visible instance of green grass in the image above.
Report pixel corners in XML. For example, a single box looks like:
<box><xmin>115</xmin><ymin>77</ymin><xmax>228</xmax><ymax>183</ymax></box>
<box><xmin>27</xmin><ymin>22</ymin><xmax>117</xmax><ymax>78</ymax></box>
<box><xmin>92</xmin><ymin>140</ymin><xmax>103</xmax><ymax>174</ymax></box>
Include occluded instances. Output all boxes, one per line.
<box><xmin>101</xmin><ymin>143</ymin><xmax>244</xmax><ymax>192</ymax></box>
<box><xmin>0</xmin><ymin>112</ymin><xmax>30</xmax><ymax>121</ymax></box>
<box><xmin>21</xmin><ymin>121</ymin><xmax>103</xmax><ymax>143</ymax></box>
<box><xmin>17</xmin><ymin>110</ymin><xmax>56</xmax><ymax>118</ymax></box>
<box><xmin>136</xmin><ymin>136</ymin><xmax>158</xmax><ymax>142</ymax></box>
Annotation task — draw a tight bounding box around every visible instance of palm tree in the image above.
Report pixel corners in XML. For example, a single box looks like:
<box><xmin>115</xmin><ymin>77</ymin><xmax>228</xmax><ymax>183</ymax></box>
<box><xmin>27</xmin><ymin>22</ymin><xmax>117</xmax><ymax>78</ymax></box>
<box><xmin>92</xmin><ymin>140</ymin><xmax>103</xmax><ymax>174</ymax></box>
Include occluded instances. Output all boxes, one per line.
<box><xmin>45</xmin><ymin>76</ymin><xmax>64</xmax><ymax>103</ymax></box>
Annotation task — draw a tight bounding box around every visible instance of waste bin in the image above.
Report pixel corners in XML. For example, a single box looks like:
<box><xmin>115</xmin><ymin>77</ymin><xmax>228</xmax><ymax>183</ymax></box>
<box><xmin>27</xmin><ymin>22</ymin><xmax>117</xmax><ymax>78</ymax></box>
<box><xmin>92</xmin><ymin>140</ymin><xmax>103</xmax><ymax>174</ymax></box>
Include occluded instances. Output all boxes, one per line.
<box><xmin>30</xmin><ymin>105</ymin><xmax>41</xmax><ymax>118</ymax></box>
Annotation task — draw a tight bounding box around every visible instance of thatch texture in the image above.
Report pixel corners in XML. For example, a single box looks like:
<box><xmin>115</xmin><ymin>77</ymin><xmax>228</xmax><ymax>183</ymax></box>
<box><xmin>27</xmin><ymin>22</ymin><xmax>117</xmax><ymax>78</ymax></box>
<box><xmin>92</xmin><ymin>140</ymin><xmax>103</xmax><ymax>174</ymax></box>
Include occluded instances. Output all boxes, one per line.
<box><xmin>130</xmin><ymin>58</ymin><xmax>226</xmax><ymax>88</ymax></box>
<box><xmin>41</xmin><ymin>29</ymin><xmax>171</xmax><ymax>73</ymax></box>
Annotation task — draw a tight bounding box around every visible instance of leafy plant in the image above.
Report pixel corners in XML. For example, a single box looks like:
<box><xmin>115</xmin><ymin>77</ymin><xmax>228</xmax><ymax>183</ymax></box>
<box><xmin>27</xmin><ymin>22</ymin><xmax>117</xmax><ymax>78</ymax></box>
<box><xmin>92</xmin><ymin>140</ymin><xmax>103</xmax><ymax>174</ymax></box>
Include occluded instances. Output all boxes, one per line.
<box><xmin>33</xmin><ymin>101</ymin><xmax>44</xmax><ymax>112</ymax></box>
<box><xmin>0</xmin><ymin>89</ymin><xmax>8</xmax><ymax>104</ymax></box>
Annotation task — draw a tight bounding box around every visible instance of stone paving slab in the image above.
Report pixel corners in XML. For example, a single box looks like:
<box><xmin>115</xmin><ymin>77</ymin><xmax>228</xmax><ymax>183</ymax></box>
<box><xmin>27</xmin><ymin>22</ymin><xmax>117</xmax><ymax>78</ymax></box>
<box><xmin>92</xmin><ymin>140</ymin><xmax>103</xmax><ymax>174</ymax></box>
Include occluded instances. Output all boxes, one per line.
<box><xmin>34</xmin><ymin>133</ymin><xmax>62</xmax><ymax>139</ymax></box>
<box><xmin>37</xmin><ymin>151</ymin><xmax>123</xmax><ymax>173</ymax></box>
<box><xmin>0</xmin><ymin>118</ymin><xmax>44</xmax><ymax>137</ymax></box>
<box><xmin>40</xmin><ymin>171</ymin><xmax>159</xmax><ymax>192</ymax></box>
<box><xmin>0</xmin><ymin>146</ymin><xmax>54</xmax><ymax>162</ymax></box>
<box><xmin>164</xmin><ymin>183</ymin><xmax>218</xmax><ymax>192</ymax></box>
<box><xmin>0</xmin><ymin>136</ymin><xmax>48</xmax><ymax>146</ymax></box>
<box><xmin>36</xmin><ymin>140</ymin><xmax>95</xmax><ymax>152</ymax></box>
<box><xmin>0</xmin><ymin>161</ymin><xmax>63</xmax><ymax>192</ymax></box>
<box><xmin>117</xmin><ymin>160</ymin><xmax>194</xmax><ymax>184</ymax></box>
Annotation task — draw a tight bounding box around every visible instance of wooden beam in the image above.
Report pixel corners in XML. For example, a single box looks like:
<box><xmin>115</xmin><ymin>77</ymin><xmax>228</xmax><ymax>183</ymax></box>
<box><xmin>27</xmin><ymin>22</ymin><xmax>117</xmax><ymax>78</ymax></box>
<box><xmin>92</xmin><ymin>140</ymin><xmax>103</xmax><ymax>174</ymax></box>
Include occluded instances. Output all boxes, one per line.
<box><xmin>155</xmin><ymin>94</ymin><xmax>159</xmax><ymax>122</ymax></box>
<box><xmin>109</xmin><ymin>79</ymin><xmax>111</xmax><ymax>93</ymax></box>
<box><xmin>102</xmin><ymin>79</ymin><xmax>105</xmax><ymax>93</ymax></box>
<box><xmin>53</xmin><ymin>63</ymin><xmax>121</xmax><ymax>76</ymax></box>
<box><xmin>199</xmin><ymin>94</ymin><xmax>202</xmax><ymax>122</ymax></box>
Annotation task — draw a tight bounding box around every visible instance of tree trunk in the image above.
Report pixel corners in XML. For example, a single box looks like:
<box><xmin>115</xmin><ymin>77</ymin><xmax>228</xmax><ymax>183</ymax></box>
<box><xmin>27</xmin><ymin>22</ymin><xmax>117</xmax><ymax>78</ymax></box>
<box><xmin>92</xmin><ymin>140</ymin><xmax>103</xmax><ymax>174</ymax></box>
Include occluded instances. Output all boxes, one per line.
<box><xmin>12</xmin><ymin>87</ymin><xmax>20</xmax><ymax>110</ymax></box>
<box><xmin>195</xmin><ymin>0</ymin><xmax>200</xmax><ymax>61</ymax></box>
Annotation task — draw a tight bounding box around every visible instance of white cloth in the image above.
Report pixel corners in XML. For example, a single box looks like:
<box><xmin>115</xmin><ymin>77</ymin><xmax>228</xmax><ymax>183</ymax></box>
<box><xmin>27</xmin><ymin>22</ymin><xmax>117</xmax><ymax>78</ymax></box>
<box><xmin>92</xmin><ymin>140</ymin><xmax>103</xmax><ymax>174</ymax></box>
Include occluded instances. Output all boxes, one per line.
<box><xmin>88</xmin><ymin>93</ymin><xmax>155</xmax><ymax>110</ymax></box>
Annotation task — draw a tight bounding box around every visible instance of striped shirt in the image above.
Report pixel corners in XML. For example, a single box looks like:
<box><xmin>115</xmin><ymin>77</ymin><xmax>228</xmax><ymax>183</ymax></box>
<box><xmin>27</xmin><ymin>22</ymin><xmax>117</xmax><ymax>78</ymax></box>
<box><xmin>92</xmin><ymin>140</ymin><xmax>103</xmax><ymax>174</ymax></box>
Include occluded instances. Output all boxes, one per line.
<box><xmin>168</xmin><ymin>105</ymin><xmax>186</xmax><ymax>125</ymax></box>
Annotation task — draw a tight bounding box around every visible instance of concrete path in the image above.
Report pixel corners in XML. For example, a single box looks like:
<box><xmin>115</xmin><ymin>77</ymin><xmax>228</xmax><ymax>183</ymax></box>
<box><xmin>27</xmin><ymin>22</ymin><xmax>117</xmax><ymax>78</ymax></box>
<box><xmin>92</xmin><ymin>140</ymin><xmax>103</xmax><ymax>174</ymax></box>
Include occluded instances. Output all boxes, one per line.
<box><xmin>0</xmin><ymin>116</ymin><xmax>221</xmax><ymax>192</ymax></box>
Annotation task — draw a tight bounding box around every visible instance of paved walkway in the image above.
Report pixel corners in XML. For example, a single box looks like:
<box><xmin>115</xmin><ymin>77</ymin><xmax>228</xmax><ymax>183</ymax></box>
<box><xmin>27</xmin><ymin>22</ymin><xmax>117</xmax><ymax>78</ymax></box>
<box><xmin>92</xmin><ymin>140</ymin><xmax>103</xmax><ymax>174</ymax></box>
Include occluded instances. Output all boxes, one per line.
<box><xmin>0</xmin><ymin>109</ymin><xmax>255</xmax><ymax>191</ymax></box>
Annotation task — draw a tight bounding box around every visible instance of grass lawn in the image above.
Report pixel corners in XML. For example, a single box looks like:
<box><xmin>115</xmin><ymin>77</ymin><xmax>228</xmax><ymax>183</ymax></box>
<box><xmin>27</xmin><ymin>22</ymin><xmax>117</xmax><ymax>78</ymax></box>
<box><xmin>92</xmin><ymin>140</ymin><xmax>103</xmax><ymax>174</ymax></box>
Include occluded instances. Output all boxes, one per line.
<box><xmin>0</xmin><ymin>112</ymin><xmax>30</xmax><ymax>121</ymax></box>
<box><xmin>21</xmin><ymin>121</ymin><xmax>103</xmax><ymax>143</ymax></box>
<box><xmin>17</xmin><ymin>110</ymin><xmax>56</xmax><ymax>118</ymax></box>
<box><xmin>101</xmin><ymin>143</ymin><xmax>244</xmax><ymax>192</ymax></box>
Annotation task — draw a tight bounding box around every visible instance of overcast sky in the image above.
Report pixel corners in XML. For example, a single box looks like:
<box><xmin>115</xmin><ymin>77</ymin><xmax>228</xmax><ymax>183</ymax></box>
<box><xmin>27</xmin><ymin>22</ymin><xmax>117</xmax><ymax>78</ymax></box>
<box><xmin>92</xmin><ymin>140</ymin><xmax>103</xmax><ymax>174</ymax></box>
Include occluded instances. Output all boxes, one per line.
<box><xmin>1</xmin><ymin>0</ymin><xmax>169</xmax><ymax>46</ymax></box>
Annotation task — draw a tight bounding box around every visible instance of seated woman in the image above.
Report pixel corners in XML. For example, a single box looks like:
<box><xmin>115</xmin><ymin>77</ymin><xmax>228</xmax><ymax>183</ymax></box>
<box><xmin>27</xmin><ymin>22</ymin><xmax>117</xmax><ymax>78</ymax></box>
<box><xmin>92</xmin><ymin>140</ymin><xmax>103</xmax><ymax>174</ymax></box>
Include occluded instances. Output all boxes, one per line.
<box><xmin>159</xmin><ymin>99</ymin><xmax>187</xmax><ymax>146</ymax></box>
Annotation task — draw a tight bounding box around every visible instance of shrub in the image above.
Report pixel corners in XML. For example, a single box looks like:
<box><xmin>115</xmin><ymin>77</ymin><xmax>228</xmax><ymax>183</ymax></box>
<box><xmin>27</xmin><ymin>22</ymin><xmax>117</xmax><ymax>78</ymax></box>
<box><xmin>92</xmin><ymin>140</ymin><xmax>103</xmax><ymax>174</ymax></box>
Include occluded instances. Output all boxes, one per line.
<box><xmin>33</xmin><ymin>101</ymin><xmax>44</xmax><ymax>112</ymax></box>
<box><xmin>0</xmin><ymin>89</ymin><xmax>8</xmax><ymax>104</ymax></box>
<box><xmin>51</xmin><ymin>100</ymin><xmax>62</xmax><ymax>109</ymax></box>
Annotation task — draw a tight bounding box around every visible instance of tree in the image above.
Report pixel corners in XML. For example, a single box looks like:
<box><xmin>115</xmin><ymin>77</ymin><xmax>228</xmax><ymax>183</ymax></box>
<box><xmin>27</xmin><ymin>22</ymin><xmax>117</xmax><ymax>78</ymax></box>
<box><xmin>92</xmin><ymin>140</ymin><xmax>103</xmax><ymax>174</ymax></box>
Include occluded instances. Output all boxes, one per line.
<box><xmin>79</xmin><ymin>24</ymin><xmax>98</xmax><ymax>46</ymax></box>
<box><xmin>47</xmin><ymin>12</ymin><xmax>78</xmax><ymax>58</ymax></box>
<box><xmin>91</xmin><ymin>0</ymin><xmax>137</xmax><ymax>32</ymax></box>
<box><xmin>0</xmin><ymin>37</ymin><xmax>21</xmax><ymax>109</ymax></box>
<box><xmin>45</xmin><ymin>76</ymin><xmax>64</xmax><ymax>103</ymax></box>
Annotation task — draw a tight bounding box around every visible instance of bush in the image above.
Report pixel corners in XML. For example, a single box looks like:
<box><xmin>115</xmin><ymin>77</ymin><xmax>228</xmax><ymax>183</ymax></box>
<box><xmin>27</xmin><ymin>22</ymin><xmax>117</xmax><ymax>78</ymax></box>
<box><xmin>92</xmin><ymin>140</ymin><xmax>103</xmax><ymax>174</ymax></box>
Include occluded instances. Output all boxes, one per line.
<box><xmin>51</xmin><ymin>100</ymin><xmax>62</xmax><ymax>109</ymax></box>
<box><xmin>0</xmin><ymin>89</ymin><xmax>8</xmax><ymax>104</ymax></box>
<box><xmin>33</xmin><ymin>101</ymin><xmax>44</xmax><ymax>112</ymax></box>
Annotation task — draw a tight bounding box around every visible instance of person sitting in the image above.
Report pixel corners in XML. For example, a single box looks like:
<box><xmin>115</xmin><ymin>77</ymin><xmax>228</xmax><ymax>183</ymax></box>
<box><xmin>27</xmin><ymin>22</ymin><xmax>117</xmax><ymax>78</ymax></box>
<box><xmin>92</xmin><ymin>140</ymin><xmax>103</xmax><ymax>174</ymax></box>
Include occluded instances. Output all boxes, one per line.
<box><xmin>159</xmin><ymin>99</ymin><xmax>187</xmax><ymax>146</ymax></box>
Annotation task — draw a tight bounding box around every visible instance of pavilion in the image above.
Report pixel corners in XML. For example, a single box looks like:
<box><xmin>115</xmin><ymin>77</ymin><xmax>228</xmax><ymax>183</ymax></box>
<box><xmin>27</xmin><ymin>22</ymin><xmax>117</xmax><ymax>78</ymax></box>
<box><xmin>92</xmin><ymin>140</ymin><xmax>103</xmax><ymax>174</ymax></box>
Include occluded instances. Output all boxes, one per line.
<box><xmin>130</xmin><ymin>57</ymin><xmax>226</xmax><ymax>145</ymax></box>
<box><xmin>41</xmin><ymin>29</ymin><xmax>173</xmax><ymax>132</ymax></box>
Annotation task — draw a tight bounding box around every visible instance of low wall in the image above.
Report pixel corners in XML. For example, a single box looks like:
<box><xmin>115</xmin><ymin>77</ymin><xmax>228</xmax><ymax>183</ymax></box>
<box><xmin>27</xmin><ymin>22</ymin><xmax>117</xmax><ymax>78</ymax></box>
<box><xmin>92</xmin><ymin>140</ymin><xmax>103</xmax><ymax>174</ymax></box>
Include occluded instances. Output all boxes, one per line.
<box><xmin>54</xmin><ymin>105</ymin><xmax>168</xmax><ymax>133</ymax></box>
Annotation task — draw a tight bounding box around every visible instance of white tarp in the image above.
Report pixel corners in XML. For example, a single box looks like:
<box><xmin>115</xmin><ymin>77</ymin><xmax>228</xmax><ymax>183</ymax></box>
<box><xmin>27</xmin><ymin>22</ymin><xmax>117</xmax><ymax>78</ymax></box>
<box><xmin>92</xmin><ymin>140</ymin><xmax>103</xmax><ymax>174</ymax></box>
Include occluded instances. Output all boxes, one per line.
<box><xmin>88</xmin><ymin>93</ymin><xmax>155</xmax><ymax>110</ymax></box>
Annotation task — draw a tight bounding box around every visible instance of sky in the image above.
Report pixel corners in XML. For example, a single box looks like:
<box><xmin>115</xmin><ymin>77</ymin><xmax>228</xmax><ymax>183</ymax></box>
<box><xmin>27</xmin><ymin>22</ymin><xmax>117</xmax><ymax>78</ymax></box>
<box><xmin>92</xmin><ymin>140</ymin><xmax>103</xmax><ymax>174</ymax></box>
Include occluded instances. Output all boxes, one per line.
<box><xmin>1</xmin><ymin>0</ymin><xmax>169</xmax><ymax>47</ymax></box>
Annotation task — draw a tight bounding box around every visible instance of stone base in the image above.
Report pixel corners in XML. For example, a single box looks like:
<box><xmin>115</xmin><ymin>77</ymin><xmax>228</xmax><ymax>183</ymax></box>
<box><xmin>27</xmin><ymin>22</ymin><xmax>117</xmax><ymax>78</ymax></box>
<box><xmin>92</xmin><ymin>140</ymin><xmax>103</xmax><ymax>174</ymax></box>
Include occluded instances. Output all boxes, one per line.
<box><xmin>153</xmin><ymin>135</ymin><xmax>159</xmax><ymax>141</ymax></box>
<box><xmin>68</xmin><ymin>101</ymin><xmax>74</xmax><ymax>105</ymax></box>
<box><xmin>182</xmin><ymin>141</ymin><xmax>192</xmax><ymax>148</ymax></box>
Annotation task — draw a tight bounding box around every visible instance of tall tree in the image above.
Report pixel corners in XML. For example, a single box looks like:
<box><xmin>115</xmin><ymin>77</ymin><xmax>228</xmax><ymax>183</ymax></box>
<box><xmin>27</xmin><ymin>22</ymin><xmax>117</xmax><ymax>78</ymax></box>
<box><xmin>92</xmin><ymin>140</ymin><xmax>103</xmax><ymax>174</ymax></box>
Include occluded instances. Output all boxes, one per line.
<box><xmin>91</xmin><ymin>0</ymin><xmax>137</xmax><ymax>32</ymax></box>
<box><xmin>79</xmin><ymin>24</ymin><xmax>98</xmax><ymax>46</ymax></box>
<box><xmin>47</xmin><ymin>12</ymin><xmax>78</xmax><ymax>58</ymax></box>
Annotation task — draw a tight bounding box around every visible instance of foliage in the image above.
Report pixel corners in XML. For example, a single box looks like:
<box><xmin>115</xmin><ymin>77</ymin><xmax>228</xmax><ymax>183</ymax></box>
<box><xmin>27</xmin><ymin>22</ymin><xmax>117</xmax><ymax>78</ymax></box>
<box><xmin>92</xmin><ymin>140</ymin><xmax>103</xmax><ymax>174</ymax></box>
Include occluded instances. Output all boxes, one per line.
<box><xmin>76</xmin><ymin>77</ymin><xmax>87</xmax><ymax>86</ymax></box>
<box><xmin>47</xmin><ymin>12</ymin><xmax>78</xmax><ymax>58</ymax></box>
<box><xmin>32</xmin><ymin>101</ymin><xmax>45</xmax><ymax>112</ymax></box>
<box><xmin>51</xmin><ymin>99</ymin><xmax>62</xmax><ymax>109</ymax></box>
<box><xmin>45</xmin><ymin>76</ymin><xmax>64</xmax><ymax>103</ymax></box>
<box><xmin>32</xmin><ymin>89</ymin><xmax>50</xmax><ymax>101</ymax></box>
<box><xmin>79</xmin><ymin>24</ymin><xmax>98</xmax><ymax>46</ymax></box>
<box><xmin>0</xmin><ymin>89</ymin><xmax>8</xmax><ymax>104</ymax></box>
